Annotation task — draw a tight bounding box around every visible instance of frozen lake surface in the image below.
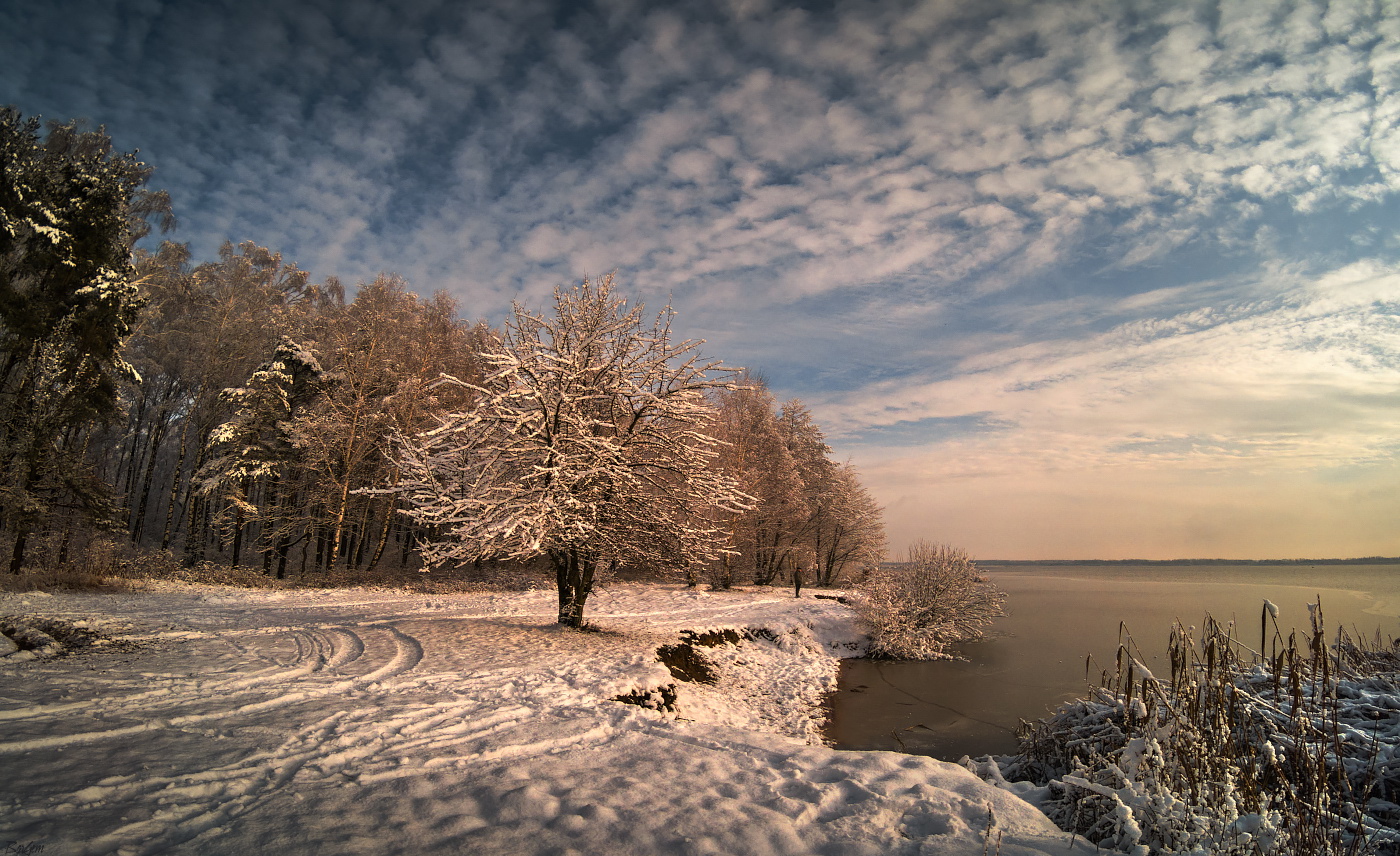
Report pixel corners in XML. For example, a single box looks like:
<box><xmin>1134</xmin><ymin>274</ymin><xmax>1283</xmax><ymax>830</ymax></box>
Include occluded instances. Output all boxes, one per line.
<box><xmin>826</xmin><ymin>562</ymin><xmax>1400</xmax><ymax>760</ymax></box>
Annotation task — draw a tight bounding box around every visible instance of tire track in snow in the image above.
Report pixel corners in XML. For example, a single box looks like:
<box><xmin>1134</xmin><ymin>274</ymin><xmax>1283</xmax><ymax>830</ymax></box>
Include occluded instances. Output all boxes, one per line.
<box><xmin>323</xmin><ymin>626</ymin><xmax>365</xmax><ymax>669</ymax></box>
<box><xmin>1</xmin><ymin>620</ymin><xmax>440</xmax><ymax>854</ymax></box>
<box><xmin>13</xmin><ymin>695</ymin><xmax>609</xmax><ymax>855</ymax></box>
<box><xmin>0</xmin><ymin>624</ymin><xmax>368</xmax><ymax>723</ymax></box>
<box><xmin>59</xmin><ymin>712</ymin><xmax>360</xmax><ymax>856</ymax></box>
<box><xmin>0</xmin><ymin>624</ymin><xmax>418</xmax><ymax>754</ymax></box>
<box><xmin>1</xmin><ymin>608</ymin><xmax>625</xmax><ymax>856</ymax></box>
<box><xmin>358</xmin><ymin>624</ymin><xmax>423</xmax><ymax>683</ymax></box>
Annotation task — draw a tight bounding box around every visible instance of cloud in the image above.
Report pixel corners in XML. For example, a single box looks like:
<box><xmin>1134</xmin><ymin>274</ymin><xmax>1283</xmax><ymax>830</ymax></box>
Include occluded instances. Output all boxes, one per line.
<box><xmin>828</xmin><ymin>261</ymin><xmax>1399</xmax><ymax>446</ymax></box>
<box><xmin>15</xmin><ymin>0</ymin><xmax>1393</xmax><ymax>319</ymax></box>
<box><xmin>6</xmin><ymin>0</ymin><xmax>1400</xmax><ymax>557</ymax></box>
<box><xmin>816</xmin><ymin>260</ymin><xmax>1400</xmax><ymax>556</ymax></box>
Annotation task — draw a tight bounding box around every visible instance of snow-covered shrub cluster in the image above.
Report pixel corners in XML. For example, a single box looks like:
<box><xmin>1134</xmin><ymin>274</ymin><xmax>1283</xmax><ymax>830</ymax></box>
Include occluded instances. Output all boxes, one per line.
<box><xmin>854</xmin><ymin>541</ymin><xmax>1005</xmax><ymax>659</ymax></box>
<box><xmin>990</xmin><ymin>603</ymin><xmax>1400</xmax><ymax>855</ymax></box>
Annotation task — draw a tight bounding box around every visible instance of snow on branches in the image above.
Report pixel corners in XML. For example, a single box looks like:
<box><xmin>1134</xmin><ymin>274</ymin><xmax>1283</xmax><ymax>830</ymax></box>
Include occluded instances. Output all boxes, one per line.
<box><xmin>0</xmin><ymin>108</ymin><xmax>170</xmax><ymax>571</ymax></box>
<box><xmin>395</xmin><ymin>275</ymin><xmax>752</xmax><ymax>626</ymax></box>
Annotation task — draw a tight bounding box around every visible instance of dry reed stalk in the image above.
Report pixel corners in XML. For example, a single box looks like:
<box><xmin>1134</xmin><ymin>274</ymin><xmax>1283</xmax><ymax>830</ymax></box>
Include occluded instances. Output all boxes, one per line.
<box><xmin>993</xmin><ymin>598</ymin><xmax>1400</xmax><ymax>855</ymax></box>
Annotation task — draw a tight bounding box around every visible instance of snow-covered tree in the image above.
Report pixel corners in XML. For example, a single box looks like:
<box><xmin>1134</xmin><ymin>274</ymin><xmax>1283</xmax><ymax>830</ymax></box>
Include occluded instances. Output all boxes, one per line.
<box><xmin>0</xmin><ymin>108</ymin><xmax>172</xmax><ymax>572</ymax></box>
<box><xmin>196</xmin><ymin>338</ymin><xmax>324</xmax><ymax>575</ymax></box>
<box><xmin>123</xmin><ymin>240</ymin><xmax>338</xmax><ymax>565</ymax></box>
<box><xmin>811</xmin><ymin>463</ymin><xmax>886</xmax><ymax>586</ymax></box>
<box><xmin>856</xmin><ymin>542</ymin><xmax>1005</xmax><ymax>659</ymax></box>
<box><xmin>294</xmin><ymin>275</ymin><xmax>483</xmax><ymax>573</ymax></box>
<box><xmin>396</xmin><ymin>275</ymin><xmax>751</xmax><ymax>627</ymax></box>
<box><xmin>706</xmin><ymin>386</ymin><xmax>886</xmax><ymax>588</ymax></box>
<box><xmin>706</xmin><ymin>378</ymin><xmax>805</xmax><ymax>588</ymax></box>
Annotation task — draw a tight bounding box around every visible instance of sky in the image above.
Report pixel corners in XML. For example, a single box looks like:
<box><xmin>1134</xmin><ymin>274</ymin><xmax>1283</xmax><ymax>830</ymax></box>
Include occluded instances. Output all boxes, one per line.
<box><xmin>3</xmin><ymin>0</ymin><xmax>1398</xmax><ymax>560</ymax></box>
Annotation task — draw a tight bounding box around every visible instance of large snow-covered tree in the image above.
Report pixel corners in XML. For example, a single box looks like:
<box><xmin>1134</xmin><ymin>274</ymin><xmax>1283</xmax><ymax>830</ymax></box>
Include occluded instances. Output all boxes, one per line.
<box><xmin>0</xmin><ymin>108</ymin><xmax>171</xmax><ymax>572</ymax></box>
<box><xmin>396</xmin><ymin>275</ymin><xmax>751</xmax><ymax>627</ymax></box>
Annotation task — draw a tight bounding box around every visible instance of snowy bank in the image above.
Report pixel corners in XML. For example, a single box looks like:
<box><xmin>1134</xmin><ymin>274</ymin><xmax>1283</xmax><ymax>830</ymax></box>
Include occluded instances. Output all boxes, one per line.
<box><xmin>0</xmin><ymin>583</ymin><xmax>1089</xmax><ymax>855</ymax></box>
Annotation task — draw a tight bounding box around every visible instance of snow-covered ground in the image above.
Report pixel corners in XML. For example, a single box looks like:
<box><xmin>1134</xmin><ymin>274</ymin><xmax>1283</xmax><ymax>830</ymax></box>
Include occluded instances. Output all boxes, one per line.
<box><xmin>0</xmin><ymin>582</ymin><xmax>1090</xmax><ymax>855</ymax></box>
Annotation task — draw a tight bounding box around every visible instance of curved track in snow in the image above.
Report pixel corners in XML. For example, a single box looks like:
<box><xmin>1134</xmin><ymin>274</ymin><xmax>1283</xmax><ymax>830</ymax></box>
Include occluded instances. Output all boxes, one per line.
<box><xmin>0</xmin><ymin>623</ymin><xmax>422</xmax><ymax>756</ymax></box>
<box><xmin>0</xmin><ymin>608</ymin><xmax>627</xmax><ymax>855</ymax></box>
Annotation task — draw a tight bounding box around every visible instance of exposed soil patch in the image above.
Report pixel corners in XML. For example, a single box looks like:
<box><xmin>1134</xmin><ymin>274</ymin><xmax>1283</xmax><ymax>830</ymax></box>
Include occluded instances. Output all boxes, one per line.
<box><xmin>0</xmin><ymin>615</ymin><xmax>129</xmax><ymax>660</ymax></box>
<box><xmin>654</xmin><ymin>628</ymin><xmax>753</xmax><ymax>684</ymax></box>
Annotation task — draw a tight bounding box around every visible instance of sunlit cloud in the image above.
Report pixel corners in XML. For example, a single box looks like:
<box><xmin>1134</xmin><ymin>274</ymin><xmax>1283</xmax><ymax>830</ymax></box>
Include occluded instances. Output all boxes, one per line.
<box><xmin>829</xmin><ymin>261</ymin><xmax>1400</xmax><ymax>556</ymax></box>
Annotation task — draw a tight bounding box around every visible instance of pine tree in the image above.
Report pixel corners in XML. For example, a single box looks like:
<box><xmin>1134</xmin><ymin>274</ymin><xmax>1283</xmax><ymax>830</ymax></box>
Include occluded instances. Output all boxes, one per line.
<box><xmin>195</xmin><ymin>338</ymin><xmax>324</xmax><ymax>576</ymax></box>
<box><xmin>0</xmin><ymin>108</ymin><xmax>172</xmax><ymax>572</ymax></box>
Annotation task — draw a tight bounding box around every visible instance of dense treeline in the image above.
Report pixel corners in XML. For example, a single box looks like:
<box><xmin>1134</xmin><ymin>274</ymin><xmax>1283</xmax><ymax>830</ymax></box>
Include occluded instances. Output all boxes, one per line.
<box><xmin>100</xmin><ymin>243</ymin><xmax>490</xmax><ymax>578</ymax></box>
<box><xmin>707</xmin><ymin>378</ymin><xmax>884</xmax><ymax>589</ymax></box>
<box><xmin>1</xmin><ymin>108</ymin><xmax>883</xmax><ymax>592</ymax></box>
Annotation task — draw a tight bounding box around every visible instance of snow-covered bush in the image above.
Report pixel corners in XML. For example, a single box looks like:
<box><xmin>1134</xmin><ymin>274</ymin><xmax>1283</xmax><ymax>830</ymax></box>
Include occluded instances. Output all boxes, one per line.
<box><xmin>854</xmin><ymin>541</ymin><xmax>1005</xmax><ymax>659</ymax></box>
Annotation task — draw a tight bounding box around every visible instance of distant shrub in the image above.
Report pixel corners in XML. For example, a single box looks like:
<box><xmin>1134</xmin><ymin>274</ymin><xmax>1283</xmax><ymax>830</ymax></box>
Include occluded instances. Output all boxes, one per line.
<box><xmin>855</xmin><ymin>541</ymin><xmax>1006</xmax><ymax>659</ymax></box>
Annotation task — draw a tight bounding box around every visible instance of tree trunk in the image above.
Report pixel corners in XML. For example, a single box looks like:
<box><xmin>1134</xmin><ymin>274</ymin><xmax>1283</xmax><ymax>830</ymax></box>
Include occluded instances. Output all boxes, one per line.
<box><xmin>161</xmin><ymin>409</ymin><xmax>194</xmax><ymax>550</ymax></box>
<box><xmin>275</xmin><ymin>531</ymin><xmax>291</xmax><ymax>579</ymax></box>
<box><xmin>8</xmin><ymin>527</ymin><xmax>29</xmax><ymax>575</ymax></box>
<box><xmin>183</xmin><ymin>495</ymin><xmax>205</xmax><ymax>566</ymax></box>
<box><xmin>259</xmin><ymin>475</ymin><xmax>280</xmax><ymax>574</ymax></box>
<box><xmin>7</xmin><ymin>456</ymin><xmax>41</xmax><ymax>573</ymax></box>
<box><xmin>753</xmin><ymin>527</ymin><xmax>783</xmax><ymax>585</ymax></box>
<box><xmin>342</xmin><ymin>523</ymin><xmax>357</xmax><ymax>571</ymax></box>
<box><xmin>118</xmin><ymin>388</ymin><xmax>149</xmax><ymax>503</ymax></box>
<box><xmin>367</xmin><ymin>497</ymin><xmax>396</xmax><ymax>572</ymax></box>
<box><xmin>553</xmin><ymin>548</ymin><xmax>596</xmax><ymax>628</ymax></box>
<box><xmin>230</xmin><ymin>492</ymin><xmax>246</xmax><ymax>569</ymax></box>
<box><xmin>352</xmin><ymin>503</ymin><xmax>373</xmax><ymax>569</ymax></box>
<box><xmin>182</xmin><ymin>437</ymin><xmax>212</xmax><ymax>565</ymax></box>
<box><xmin>131</xmin><ymin>405</ymin><xmax>170</xmax><ymax>544</ymax></box>
<box><xmin>327</xmin><ymin>408</ymin><xmax>362</xmax><ymax>568</ymax></box>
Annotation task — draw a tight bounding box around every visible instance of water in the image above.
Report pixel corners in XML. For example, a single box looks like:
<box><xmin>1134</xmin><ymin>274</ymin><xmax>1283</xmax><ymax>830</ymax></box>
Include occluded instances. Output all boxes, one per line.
<box><xmin>825</xmin><ymin>562</ymin><xmax>1400</xmax><ymax>761</ymax></box>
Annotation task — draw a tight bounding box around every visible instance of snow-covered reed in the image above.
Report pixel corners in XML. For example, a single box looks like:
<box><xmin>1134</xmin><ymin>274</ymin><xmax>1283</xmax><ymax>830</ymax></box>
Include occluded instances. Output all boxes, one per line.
<box><xmin>991</xmin><ymin>599</ymin><xmax>1400</xmax><ymax>855</ymax></box>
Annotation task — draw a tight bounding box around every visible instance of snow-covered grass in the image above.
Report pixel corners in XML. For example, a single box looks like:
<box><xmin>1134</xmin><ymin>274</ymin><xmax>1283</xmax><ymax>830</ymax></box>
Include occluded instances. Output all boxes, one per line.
<box><xmin>0</xmin><ymin>582</ymin><xmax>1091</xmax><ymax>855</ymax></box>
<box><xmin>983</xmin><ymin>603</ymin><xmax>1400</xmax><ymax>855</ymax></box>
